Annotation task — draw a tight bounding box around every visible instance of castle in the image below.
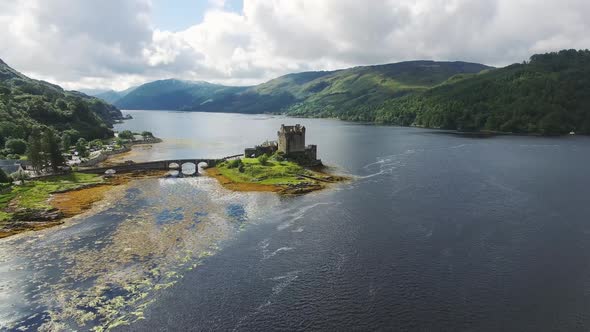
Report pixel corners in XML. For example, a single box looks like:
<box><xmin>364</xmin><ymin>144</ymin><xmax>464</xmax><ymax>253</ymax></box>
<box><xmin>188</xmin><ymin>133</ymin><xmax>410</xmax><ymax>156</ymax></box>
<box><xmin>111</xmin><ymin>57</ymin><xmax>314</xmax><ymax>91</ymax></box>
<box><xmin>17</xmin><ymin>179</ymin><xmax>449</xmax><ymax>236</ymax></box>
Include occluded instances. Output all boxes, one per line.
<box><xmin>244</xmin><ymin>124</ymin><xmax>320</xmax><ymax>165</ymax></box>
<box><xmin>277</xmin><ymin>124</ymin><xmax>317</xmax><ymax>161</ymax></box>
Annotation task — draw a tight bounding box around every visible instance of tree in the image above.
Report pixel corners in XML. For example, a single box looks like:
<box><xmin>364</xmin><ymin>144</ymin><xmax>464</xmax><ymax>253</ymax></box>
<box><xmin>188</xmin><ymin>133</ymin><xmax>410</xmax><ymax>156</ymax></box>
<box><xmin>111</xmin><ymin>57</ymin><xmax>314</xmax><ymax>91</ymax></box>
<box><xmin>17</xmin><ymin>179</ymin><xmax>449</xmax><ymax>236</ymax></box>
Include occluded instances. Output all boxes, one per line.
<box><xmin>141</xmin><ymin>131</ymin><xmax>153</xmax><ymax>139</ymax></box>
<box><xmin>55</xmin><ymin>99</ymin><xmax>68</xmax><ymax>111</ymax></box>
<box><xmin>118</xmin><ymin>130</ymin><xmax>134</xmax><ymax>140</ymax></box>
<box><xmin>61</xmin><ymin>132</ymin><xmax>72</xmax><ymax>151</ymax></box>
<box><xmin>257</xmin><ymin>154</ymin><xmax>269</xmax><ymax>165</ymax></box>
<box><xmin>4</xmin><ymin>138</ymin><xmax>27</xmax><ymax>155</ymax></box>
<box><xmin>62</xmin><ymin>129</ymin><xmax>81</xmax><ymax>144</ymax></box>
<box><xmin>42</xmin><ymin>130</ymin><xmax>65</xmax><ymax>172</ymax></box>
<box><xmin>76</xmin><ymin>138</ymin><xmax>89</xmax><ymax>158</ymax></box>
<box><xmin>0</xmin><ymin>168</ymin><xmax>10</xmax><ymax>184</ymax></box>
<box><xmin>89</xmin><ymin>139</ymin><xmax>103</xmax><ymax>149</ymax></box>
<box><xmin>0</xmin><ymin>121</ymin><xmax>25</xmax><ymax>140</ymax></box>
<box><xmin>227</xmin><ymin>159</ymin><xmax>243</xmax><ymax>169</ymax></box>
<box><xmin>0</xmin><ymin>86</ymin><xmax>10</xmax><ymax>97</ymax></box>
<box><xmin>27</xmin><ymin>129</ymin><xmax>44</xmax><ymax>173</ymax></box>
<box><xmin>114</xmin><ymin>137</ymin><xmax>124</xmax><ymax>147</ymax></box>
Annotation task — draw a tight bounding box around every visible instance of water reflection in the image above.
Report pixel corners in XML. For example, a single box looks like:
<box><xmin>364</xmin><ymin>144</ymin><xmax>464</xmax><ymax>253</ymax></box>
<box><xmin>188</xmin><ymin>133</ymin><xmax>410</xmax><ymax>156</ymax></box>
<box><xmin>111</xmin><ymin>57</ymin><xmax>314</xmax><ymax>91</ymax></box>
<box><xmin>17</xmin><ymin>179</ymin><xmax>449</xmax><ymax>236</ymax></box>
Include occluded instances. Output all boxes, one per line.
<box><xmin>0</xmin><ymin>176</ymin><xmax>280</xmax><ymax>330</ymax></box>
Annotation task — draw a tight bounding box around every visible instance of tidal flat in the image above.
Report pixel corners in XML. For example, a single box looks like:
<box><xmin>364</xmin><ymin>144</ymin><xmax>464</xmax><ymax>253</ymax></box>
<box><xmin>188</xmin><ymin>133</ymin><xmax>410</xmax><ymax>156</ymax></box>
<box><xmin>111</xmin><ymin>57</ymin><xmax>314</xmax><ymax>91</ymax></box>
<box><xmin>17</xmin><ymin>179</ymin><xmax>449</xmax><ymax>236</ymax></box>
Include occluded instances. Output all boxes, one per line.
<box><xmin>0</xmin><ymin>175</ymin><xmax>282</xmax><ymax>331</ymax></box>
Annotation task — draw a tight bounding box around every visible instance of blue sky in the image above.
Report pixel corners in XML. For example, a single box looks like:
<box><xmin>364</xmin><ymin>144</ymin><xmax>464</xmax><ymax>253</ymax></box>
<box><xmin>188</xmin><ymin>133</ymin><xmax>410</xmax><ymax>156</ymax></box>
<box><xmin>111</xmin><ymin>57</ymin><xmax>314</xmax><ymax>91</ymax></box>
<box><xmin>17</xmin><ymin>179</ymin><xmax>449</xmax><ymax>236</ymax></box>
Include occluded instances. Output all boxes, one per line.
<box><xmin>151</xmin><ymin>0</ymin><xmax>243</xmax><ymax>31</ymax></box>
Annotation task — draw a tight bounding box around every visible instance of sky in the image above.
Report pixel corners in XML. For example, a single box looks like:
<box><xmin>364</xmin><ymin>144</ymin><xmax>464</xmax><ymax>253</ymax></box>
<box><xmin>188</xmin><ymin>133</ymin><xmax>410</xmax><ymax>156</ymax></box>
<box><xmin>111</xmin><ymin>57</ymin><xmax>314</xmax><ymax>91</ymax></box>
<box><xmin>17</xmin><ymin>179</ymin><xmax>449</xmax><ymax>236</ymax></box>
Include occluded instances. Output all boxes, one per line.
<box><xmin>1</xmin><ymin>0</ymin><xmax>589</xmax><ymax>91</ymax></box>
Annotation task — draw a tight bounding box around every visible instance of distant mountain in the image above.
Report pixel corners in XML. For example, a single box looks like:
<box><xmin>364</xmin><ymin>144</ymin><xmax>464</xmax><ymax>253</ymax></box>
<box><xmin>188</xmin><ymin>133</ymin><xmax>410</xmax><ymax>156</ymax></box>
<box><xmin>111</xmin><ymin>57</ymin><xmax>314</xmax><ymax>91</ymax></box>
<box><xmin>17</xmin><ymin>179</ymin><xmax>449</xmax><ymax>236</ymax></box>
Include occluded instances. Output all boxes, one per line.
<box><xmin>113</xmin><ymin>79</ymin><xmax>248</xmax><ymax>110</ymax></box>
<box><xmin>0</xmin><ymin>58</ymin><xmax>123</xmax><ymax>148</ymax></box>
<box><xmin>66</xmin><ymin>50</ymin><xmax>590</xmax><ymax>135</ymax></box>
<box><xmin>99</xmin><ymin>61</ymin><xmax>490</xmax><ymax>114</ymax></box>
<box><xmin>190</xmin><ymin>61</ymin><xmax>492</xmax><ymax>115</ymax></box>
<box><xmin>93</xmin><ymin>90</ymin><xmax>123</xmax><ymax>104</ymax></box>
<box><xmin>78</xmin><ymin>88</ymin><xmax>110</xmax><ymax>96</ymax></box>
<box><xmin>365</xmin><ymin>49</ymin><xmax>590</xmax><ymax>134</ymax></box>
<box><xmin>82</xmin><ymin>86</ymin><xmax>137</xmax><ymax>104</ymax></box>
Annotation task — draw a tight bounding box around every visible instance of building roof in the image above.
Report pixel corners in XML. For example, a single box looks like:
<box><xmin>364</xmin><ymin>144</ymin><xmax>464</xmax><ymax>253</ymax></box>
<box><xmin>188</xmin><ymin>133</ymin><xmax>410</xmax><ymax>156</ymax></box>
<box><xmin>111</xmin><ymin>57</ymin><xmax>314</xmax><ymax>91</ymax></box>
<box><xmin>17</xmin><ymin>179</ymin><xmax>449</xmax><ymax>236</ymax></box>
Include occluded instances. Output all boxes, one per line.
<box><xmin>0</xmin><ymin>160</ymin><xmax>18</xmax><ymax>166</ymax></box>
<box><xmin>0</xmin><ymin>162</ymin><xmax>22</xmax><ymax>174</ymax></box>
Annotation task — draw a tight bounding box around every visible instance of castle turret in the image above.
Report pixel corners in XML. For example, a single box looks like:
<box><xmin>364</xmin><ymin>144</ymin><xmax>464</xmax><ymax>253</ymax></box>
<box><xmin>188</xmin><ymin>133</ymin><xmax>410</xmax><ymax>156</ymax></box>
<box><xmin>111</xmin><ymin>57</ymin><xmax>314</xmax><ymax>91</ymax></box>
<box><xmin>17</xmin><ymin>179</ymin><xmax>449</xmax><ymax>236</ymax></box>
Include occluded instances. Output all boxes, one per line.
<box><xmin>278</xmin><ymin>124</ymin><xmax>306</xmax><ymax>154</ymax></box>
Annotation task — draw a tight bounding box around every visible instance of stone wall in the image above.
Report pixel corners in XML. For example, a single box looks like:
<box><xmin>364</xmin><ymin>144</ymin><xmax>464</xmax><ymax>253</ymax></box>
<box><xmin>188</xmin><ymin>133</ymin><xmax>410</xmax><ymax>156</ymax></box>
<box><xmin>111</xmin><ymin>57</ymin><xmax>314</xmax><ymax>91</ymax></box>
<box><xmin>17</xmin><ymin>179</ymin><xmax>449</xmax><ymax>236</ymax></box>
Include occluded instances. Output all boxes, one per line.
<box><xmin>278</xmin><ymin>124</ymin><xmax>306</xmax><ymax>154</ymax></box>
<box><xmin>78</xmin><ymin>146</ymin><xmax>131</xmax><ymax>167</ymax></box>
<box><xmin>244</xmin><ymin>145</ymin><xmax>277</xmax><ymax>158</ymax></box>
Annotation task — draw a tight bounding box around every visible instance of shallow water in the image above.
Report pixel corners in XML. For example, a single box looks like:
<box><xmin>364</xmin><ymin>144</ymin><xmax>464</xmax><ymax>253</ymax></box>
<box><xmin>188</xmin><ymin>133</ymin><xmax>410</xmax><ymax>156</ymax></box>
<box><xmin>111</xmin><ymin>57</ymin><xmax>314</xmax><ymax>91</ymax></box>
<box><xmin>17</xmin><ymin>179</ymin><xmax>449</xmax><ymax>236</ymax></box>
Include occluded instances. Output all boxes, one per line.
<box><xmin>2</xmin><ymin>111</ymin><xmax>590</xmax><ymax>331</ymax></box>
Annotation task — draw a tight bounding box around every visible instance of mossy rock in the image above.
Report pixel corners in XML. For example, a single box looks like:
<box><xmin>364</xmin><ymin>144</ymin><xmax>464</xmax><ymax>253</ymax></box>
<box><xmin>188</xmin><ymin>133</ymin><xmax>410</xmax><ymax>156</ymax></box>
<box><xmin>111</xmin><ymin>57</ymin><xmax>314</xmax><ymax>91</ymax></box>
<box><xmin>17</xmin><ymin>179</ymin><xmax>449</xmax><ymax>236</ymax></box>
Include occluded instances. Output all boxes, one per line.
<box><xmin>12</xmin><ymin>207</ymin><xmax>64</xmax><ymax>221</ymax></box>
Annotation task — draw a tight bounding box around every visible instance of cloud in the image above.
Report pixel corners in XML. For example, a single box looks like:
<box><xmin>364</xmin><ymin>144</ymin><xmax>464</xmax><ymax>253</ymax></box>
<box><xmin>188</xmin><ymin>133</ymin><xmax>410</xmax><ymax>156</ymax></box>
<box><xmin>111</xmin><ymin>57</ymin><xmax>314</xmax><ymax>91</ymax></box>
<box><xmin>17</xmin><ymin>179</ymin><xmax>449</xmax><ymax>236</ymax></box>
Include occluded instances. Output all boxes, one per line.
<box><xmin>1</xmin><ymin>0</ymin><xmax>589</xmax><ymax>90</ymax></box>
<box><xmin>208</xmin><ymin>0</ymin><xmax>226</xmax><ymax>9</ymax></box>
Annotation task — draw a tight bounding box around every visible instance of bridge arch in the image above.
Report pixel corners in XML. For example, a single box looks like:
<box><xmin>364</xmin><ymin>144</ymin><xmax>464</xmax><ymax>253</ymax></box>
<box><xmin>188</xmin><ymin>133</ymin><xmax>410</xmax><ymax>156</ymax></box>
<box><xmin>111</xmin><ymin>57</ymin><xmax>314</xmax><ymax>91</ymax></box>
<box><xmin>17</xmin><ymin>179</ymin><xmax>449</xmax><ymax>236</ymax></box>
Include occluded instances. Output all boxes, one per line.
<box><xmin>169</xmin><ymin>162</ymin><xmax>180</xmax><ymax>170</ymax></box>
<box><xmin>181</xmin><ymin>162</ymin><xmax>197</xmax><ymax>176</ymax></box>
<box><xmin>197</xmin><ymin>161</ymin><xmax>209</xmax><ymax>173</ymax></box>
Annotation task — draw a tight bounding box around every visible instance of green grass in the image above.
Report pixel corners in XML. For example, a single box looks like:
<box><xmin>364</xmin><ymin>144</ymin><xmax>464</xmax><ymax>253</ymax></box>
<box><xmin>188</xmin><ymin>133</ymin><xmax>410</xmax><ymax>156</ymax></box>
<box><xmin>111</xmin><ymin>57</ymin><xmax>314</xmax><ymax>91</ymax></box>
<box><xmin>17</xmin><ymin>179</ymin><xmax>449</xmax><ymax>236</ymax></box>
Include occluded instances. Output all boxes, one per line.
<box><xmin>217</xmin><ymin>158</ymin><xmax>311</xmax><ymax>185</ymax></box>
<box><xmin>0</xmin><ymin>173</ymin><xmax>103</xmax><ymax>222</ymax></box>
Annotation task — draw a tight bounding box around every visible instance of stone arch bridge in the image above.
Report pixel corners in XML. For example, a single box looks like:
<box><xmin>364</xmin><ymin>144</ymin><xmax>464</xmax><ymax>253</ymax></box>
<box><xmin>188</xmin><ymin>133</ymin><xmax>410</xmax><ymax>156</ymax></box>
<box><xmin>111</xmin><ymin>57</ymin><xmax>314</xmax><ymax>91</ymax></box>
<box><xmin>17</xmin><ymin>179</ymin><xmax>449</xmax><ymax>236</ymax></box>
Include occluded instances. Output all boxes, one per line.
<box><xmin>77</xmin><ymin>154</ymin><xmax>243</xmax><ymax>176</ymax></box>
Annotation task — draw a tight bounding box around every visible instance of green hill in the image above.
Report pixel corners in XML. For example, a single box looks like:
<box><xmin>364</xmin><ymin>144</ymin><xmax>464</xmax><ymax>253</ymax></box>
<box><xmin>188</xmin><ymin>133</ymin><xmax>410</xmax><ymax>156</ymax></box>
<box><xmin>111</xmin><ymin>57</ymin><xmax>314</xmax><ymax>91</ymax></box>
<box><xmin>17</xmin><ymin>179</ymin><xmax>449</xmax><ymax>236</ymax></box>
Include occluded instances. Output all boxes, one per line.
<box><xmin>191</xmin><ymin>61</ymin><xmax>491</xmax><ymax>114</ymax></box>
<box><xmin>113</xmin><ymin>79</ymin><xmax>248</xmax><ymax>110</ymax></box>
<box><xmin>366</xmin><ymin>50</ymin><xmax>590</xmax><ymax>134</ymax></box>
<box><xmin>0</xmin><ymin>58</ymin><xmax>123</xmax><ymax>152</ymax></box>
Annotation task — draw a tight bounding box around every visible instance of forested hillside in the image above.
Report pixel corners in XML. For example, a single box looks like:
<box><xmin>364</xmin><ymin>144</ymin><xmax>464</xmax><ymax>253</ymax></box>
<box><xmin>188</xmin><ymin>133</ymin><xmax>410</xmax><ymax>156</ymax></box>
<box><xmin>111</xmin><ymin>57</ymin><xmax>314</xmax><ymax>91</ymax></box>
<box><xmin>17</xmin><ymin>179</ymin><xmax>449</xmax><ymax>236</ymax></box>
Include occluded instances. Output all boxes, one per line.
<box><xmin>361</xmin><ymin>50</ymin><xmax>590</xmax><ymax>134</ymax></box>
<box><xmin>0</xmin><ymin>58</ymin><xmax>123</xmax><ymax>159</ymax></box>
<box><xmin>191</xmin><ymin>61</ymin><xmax>491</xmax><ymax>114</ymax></box>
<box><xmin>84</xmin><ymin>50</ymin><xmax>590</xmax><ymax>135</ymax></box>
<box><xmin>113</xmin><ymin>79</ymin><xmax>248</xmax><ymax>110</ymax></box>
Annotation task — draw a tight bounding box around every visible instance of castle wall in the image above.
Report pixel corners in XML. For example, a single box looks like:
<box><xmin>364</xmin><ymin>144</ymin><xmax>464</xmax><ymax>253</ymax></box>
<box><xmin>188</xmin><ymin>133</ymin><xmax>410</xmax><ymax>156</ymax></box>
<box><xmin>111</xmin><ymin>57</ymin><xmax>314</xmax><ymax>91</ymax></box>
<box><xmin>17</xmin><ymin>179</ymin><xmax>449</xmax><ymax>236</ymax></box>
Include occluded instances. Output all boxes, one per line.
<box><xmin>278</xmin><ymin>124</ymin><xmax>306</xmax><ymax>154</ymax></box>
<box><xmin>278</xmin><ymin>134</ymin><xmax>288</xmax><ymax>154</ymax></box>
<box><xmin>306</xmin><ymin>145</ymin><xmax>317</xmax><ymax>161</ymax></box>
<box><xmin>287</xmin><ymin>132</ymin><xmax>305</xmax><ymax>152</ymax></box>
<box><xmin>245</xmin><ymin>145</ymin><xmax>277</xmax><ymax>158</ymax></box>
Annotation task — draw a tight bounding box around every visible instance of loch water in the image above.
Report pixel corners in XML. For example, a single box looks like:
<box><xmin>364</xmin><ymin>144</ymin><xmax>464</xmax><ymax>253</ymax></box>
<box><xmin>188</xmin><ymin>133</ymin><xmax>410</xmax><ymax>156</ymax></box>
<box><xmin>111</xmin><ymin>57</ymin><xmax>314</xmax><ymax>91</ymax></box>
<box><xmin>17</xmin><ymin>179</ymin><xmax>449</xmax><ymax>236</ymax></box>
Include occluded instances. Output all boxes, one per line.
<box><xmin>2</xmin><ymin>110</ymin><xmax>590</xmax><ymax>331</ymax></box>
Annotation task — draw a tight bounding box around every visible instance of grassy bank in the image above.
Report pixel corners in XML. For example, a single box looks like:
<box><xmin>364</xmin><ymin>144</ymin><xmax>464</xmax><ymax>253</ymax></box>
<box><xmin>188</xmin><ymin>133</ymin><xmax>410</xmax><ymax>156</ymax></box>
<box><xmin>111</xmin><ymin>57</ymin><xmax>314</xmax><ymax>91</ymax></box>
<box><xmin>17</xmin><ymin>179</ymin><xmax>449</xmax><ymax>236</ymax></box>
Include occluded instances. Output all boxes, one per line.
<box><xmin>212</xmin><ymin>157</ymin><xmax>344</xmax><ymax>194</ymax></box>
<box><xmin>0</xmin><ymin>173</ymin><xmax>104</xmax><ymax>223</ymax></box>
<box><xmin>217</xmin><ymin>158</ymin><xmax>311</xmax><ymax>185</ymax></box>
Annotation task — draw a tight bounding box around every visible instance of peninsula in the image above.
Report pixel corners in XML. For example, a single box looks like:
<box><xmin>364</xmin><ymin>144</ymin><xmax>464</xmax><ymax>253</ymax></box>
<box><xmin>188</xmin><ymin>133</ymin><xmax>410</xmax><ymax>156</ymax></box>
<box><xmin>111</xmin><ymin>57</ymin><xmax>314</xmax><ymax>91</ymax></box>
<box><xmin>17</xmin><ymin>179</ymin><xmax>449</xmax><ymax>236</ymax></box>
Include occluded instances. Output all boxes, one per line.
<box><xmin>208</xmin><ymin>124</ymin><xmax>346</xmax><ymax>195</ymax></box>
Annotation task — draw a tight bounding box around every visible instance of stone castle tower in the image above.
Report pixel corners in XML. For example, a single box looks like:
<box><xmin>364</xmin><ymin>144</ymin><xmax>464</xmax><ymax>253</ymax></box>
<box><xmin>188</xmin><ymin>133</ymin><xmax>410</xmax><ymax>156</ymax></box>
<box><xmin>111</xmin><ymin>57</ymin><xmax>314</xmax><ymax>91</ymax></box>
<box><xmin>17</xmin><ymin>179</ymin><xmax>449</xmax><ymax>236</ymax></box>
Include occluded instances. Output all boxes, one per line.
<box><xmin>245</xmin><ymin>124</ymin><xmax>319</xmax><ymax>165</ymax></box>
<box><xmin>278</xmin><ymin>124</ymin><xmax>306</xmax><ymax>154</ymax></box>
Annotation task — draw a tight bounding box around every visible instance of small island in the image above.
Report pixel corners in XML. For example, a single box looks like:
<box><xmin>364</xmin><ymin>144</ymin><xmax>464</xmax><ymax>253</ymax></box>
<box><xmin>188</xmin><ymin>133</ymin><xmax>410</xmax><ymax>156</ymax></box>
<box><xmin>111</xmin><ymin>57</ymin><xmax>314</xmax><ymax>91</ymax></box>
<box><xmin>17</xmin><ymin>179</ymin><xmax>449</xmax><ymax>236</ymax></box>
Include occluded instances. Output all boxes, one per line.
<box><xmin>208</xmin><ymin>124</ymin><xmax>346</xmax><ymax>195</ymax></box>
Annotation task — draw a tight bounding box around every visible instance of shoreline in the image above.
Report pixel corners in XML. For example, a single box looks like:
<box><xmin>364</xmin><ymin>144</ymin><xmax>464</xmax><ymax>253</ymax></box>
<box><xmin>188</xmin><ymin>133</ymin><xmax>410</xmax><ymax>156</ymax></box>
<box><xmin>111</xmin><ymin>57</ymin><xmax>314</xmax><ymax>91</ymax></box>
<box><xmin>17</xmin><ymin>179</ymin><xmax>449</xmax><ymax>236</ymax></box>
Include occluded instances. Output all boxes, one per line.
<box><xmin>206</xmin><ymin>166</ymin><xmax>347</xmax><ymax>195</ymax></box>
<box><xmin>0</xmin><ymin>170</ymin><xmax>167</xmax><ymax>239</ymax></box>
<box><xmin>0</xmin><ymin>135</ymin><xmax>167</xmax><ymax>239</ymax></box>
<box><xmin>0</xmin><ymin>136</ymin><xmax>348</xmax><ymax>239</ymax></box>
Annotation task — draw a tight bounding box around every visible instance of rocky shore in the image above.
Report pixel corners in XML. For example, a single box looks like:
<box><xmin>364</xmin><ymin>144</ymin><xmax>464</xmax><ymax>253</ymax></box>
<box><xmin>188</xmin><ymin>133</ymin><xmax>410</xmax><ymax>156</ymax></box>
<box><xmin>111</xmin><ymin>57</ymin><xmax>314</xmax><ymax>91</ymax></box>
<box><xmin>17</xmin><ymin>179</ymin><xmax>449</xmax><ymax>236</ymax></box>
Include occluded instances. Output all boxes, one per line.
<box><xmin>0</xmin><ymin>170</ymin><xmax>166</xmax><ymax>239</ymax></box>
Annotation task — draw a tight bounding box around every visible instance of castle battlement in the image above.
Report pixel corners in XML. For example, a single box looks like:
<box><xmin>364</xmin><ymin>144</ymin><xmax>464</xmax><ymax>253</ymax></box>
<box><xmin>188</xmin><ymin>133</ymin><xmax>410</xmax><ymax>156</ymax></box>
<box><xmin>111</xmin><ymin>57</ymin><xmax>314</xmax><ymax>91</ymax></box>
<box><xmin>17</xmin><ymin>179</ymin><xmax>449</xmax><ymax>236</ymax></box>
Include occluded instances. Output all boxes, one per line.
<box><xmin>278</xmin><ymin>124</ymin><xmax>306</xmax><ymax>134</ymax></box>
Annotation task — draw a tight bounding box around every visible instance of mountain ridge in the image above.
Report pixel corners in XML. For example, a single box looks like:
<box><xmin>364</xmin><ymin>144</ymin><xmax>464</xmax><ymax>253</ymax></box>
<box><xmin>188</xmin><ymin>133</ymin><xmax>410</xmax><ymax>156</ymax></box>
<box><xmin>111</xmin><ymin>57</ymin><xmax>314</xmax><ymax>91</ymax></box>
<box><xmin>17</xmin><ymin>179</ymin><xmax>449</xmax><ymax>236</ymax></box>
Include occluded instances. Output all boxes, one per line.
<box><xmin>82</xmin><ymin>50</ymin><xmax>590</xmax><ymax>135</ymax></box>
<box><xmin>111</xmin><ymin>78</ymin><xmax>249</xmax><ymax>110</ymax></box>
<box><xmin>92</xmin><ymin>60</ymin><xmax>490</xmax><ymax>114</ymax></box>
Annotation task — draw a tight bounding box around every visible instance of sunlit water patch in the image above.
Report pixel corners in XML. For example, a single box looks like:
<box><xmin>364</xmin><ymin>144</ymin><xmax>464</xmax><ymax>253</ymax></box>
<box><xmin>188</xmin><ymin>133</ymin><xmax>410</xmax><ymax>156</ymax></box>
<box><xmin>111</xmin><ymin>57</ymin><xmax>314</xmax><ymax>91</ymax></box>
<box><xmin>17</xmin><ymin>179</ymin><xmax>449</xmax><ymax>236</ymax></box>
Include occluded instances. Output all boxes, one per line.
<box><xmin>0</xmin><ymin>176</ymin><xmax>280</xmax><ymax>331</ymax></box>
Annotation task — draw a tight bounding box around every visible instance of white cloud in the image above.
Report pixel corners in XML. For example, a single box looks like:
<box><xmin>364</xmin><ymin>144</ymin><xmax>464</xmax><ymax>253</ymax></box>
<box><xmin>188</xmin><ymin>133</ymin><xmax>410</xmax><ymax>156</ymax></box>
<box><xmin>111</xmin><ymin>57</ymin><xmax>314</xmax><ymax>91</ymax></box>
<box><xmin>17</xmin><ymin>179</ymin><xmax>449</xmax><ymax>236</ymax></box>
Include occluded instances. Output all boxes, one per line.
<box><xmin>1</xmin><ymin>0</ymin><xmax>589</xmax><ymax>90</ymax></box>
<box><xmin>208</xmin><ymin>0</ymin><xmax>226</xmax><ymax>9</ymax></box>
